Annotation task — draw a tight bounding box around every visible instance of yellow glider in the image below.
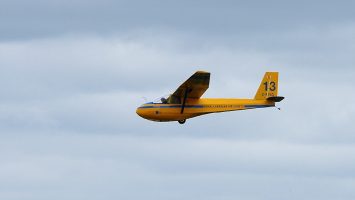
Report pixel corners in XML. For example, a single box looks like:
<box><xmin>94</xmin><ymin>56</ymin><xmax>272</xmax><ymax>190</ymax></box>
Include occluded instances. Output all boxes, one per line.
<box><xmin>136</xmin><ymin>71</ymin><xmax>284</xmax><ymax>124</ymax></box>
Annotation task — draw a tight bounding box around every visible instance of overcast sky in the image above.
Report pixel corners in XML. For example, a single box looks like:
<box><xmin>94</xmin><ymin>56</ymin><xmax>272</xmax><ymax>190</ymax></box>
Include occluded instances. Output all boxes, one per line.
<box><xmin>1</xmin><ymin>0</ymin><xmax>355</xmax><ymax>200</ymax></box>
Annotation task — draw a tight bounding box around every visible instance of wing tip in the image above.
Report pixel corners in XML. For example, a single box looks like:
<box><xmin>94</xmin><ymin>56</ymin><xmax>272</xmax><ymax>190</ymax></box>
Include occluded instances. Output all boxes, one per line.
<box><xmin>196</xmin><ymin>70</ymin><xmax>210</xmax><ymax>74</ymax></box>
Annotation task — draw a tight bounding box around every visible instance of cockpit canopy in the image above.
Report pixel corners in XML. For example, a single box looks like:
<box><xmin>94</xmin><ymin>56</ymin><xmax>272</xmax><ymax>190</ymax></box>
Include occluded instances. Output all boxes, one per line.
<box><xmin>152</xmin><ymin>94</ymin><xmax>181</xmax><ymax>104</ymax></box>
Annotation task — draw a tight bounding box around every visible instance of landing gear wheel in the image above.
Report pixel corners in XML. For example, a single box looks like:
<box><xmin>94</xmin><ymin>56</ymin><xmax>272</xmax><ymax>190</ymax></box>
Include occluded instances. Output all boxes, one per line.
<box><xmin>178</xmin><ymin>119</ymin><xmax>186</xmax><ymax>124</ymax></box>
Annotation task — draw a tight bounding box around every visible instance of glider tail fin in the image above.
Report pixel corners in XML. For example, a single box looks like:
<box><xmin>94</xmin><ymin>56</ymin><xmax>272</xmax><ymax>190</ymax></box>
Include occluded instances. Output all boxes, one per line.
<box><xmin>254</xmin><ymin>72</ymin><xmax>280</xmax><ymax>100</ymax></box>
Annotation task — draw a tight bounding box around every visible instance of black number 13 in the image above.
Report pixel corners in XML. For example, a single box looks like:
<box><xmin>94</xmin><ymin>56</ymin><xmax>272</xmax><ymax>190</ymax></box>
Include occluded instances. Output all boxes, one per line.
<box><xmin>263</xmin><ymin>81</ymin><xmax>276</xmax><ymax>91</ymax></box>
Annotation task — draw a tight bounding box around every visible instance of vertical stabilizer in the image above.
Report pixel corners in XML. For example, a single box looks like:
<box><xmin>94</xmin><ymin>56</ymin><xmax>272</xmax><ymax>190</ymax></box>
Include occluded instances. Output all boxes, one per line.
<box><xmin>254</xmin><ymin>72</ymin><xmax>279</xmax><ymax>100</ymax></box>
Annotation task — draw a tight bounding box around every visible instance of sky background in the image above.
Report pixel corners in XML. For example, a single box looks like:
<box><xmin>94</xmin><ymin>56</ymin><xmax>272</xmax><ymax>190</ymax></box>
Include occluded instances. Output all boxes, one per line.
<box><xmin>1</xmin><ymin>0</ymin><xmax>355</xmax><ymax>199</ymax></box>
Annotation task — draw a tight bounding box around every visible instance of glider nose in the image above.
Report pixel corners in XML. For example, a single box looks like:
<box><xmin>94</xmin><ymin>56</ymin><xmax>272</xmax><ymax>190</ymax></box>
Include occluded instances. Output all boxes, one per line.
<box><xmin>136</xmin><ymin>107</ymin><xmax>146</xmax><ymax>118</ymax></box>
<box><xmin>136</xmin><ymin>107</ymin><xmax>142</xmax><ymax>117</ymax></box>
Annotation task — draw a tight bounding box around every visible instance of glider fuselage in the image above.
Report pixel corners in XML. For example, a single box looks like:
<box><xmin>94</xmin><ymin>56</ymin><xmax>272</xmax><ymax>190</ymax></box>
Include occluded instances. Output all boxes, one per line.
<box><xmin>136</xmin><ymin>71</ymin><xmax>283</xmax><ymax>124</ymax></box>
<box><xmin>136</xmin><ymin>98</ymin><xmax>275</xmax><ymax>122</ymax></box>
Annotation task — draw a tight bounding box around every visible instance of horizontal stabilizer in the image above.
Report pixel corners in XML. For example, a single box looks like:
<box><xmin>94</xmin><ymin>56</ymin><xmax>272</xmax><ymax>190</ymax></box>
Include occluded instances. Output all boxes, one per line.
<box><xmin>267</xmin><ymin>96</ymin><xmax>285</xmax><ymax>102</ymax></box>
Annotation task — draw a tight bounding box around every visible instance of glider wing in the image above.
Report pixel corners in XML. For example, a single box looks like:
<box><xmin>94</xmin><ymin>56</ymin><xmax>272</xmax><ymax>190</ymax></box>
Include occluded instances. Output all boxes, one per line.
<box><xmin>172</xmin><ymin>71</ymin><xmax>210</xmax><ymax>99</ymax></box>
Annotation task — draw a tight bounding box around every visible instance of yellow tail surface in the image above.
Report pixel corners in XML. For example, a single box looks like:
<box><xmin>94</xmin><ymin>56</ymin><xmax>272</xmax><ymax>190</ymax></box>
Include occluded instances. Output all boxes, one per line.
<box><xmin>254</xmin><ymin>72</ymin><xmax>279</xmax><ymax>100</ymax></box>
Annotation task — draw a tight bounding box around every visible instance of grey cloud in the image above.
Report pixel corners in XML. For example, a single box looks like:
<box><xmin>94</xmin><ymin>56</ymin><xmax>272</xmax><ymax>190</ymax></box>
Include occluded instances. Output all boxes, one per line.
<box><xmin>1</xmin><ymin>33</ymin><xmax>354</xmax><ymax>143</ymax></box>
<box><xmin>1</xmin><ymin>0</ymin><xmax>355</xmax><ymax>40</ymax></box>
<box><xmin>2</xmin><ymin>24</ymin><xmax>354</xmax><ymax>102</ymax></box>
<box><xmin>1</xmin><ymin>134</ymin><xmax>355</xmax><ymax>200</ymax></box>
<box><xmin>1</xmin><ymin>1</ymin><xmax>355</xmax><ymax>199</ymax></box>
